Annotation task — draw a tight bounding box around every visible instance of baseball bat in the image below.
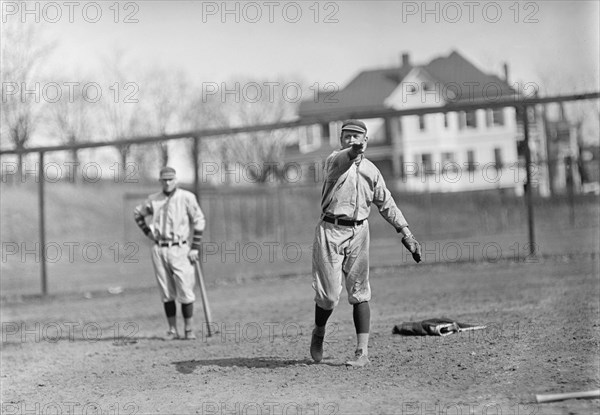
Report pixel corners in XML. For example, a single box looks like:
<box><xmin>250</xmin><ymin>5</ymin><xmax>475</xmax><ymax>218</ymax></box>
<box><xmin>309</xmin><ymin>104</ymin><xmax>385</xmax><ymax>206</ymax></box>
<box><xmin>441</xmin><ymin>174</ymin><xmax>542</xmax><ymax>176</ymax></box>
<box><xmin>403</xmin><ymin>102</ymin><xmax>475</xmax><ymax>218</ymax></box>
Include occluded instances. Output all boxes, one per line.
<box><xmin>194</xmin><ymin>260</ymin><xmax>214</xmax><ymax>337</ymax></box>
<box><xmin>536</xmin><ymin>389</ymin><xmax>600</xmax><ymax>403</ymax></box>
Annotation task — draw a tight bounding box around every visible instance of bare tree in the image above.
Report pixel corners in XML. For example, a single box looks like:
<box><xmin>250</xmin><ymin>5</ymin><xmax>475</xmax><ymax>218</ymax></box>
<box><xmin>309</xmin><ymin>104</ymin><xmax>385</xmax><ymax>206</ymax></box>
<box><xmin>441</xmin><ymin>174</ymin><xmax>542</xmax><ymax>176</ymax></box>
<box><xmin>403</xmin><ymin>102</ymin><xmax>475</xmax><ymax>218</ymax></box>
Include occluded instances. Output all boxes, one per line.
<box><xmin>138</xmin><ymin>67</ymin><xmax>190</xmax><ymax>167</ymax></box>
<box><xmin>48</xmin><ymin>90</ymin><xmax>93</xmax><ymax>183</ymax></box>
<box><xmin>99</xmin><ymin>49</ymin><xmax>143</xmax><ymax>178</ymax></box>
<box><xmin>0</xmin><ymin>20</ymin><xmax>55</xmax><ymax>180</ymax></box>
<box><xmin>208</xmin><ymin>77</ymin><xmax>301</xmax><ymax>185</ymax></box>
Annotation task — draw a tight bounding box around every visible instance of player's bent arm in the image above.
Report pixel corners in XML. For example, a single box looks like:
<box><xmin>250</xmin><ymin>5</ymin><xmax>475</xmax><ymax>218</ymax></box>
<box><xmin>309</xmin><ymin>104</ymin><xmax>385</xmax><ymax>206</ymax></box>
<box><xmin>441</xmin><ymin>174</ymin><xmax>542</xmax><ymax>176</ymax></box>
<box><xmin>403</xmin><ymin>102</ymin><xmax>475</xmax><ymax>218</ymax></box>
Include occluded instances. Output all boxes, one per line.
<box><xmin>186</xmin><ymin>194</ymin><xmax>206</xmax><ymax>251</ymax></box>
<box><xmin>133</xmin><ymin>204</ymin><xmax>153</xmax><ymax>237</ymax></box>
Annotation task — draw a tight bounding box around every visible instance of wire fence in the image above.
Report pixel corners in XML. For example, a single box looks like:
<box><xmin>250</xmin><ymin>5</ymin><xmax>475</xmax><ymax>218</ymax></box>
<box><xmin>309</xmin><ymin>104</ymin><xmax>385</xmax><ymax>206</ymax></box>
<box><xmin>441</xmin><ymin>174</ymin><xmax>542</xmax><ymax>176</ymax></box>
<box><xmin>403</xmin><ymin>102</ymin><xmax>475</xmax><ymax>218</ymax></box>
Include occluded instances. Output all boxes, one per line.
<box><xmin>2</xmin><ymin>170</ymin><xmax>598</xmax><ymax>298</ymax></box>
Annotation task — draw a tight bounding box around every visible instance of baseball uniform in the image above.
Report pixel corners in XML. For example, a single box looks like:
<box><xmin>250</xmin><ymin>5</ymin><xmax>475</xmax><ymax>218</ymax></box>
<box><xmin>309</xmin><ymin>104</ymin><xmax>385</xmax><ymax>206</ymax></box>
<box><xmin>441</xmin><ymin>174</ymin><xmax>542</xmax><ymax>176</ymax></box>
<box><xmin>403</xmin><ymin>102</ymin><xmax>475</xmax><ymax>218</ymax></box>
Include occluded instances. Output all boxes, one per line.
<box><xmin>310</xmin><ymin>119</ymin><xmax>421</xmax><ymax>367</ymax></box>
<box><xmin>312</xmin><ymin>148</ymin><xmax>410</xmax><ymax>310</ymax></box>
<box><xmin>134</xmin><ymin>187</ymin><xmax>205</xmax><ymax>303</ymax></box>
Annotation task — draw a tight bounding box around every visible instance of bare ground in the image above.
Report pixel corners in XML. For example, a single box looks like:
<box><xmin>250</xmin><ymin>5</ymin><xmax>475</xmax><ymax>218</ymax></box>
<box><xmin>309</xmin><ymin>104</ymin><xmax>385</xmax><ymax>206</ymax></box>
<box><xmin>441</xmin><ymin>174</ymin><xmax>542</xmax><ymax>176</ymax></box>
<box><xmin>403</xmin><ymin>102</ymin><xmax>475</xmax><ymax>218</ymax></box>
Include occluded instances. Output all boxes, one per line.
<box><xmin>1</xmin><ymin>257</ymin><xmax>599</xmax><ymax>415</ymax></box>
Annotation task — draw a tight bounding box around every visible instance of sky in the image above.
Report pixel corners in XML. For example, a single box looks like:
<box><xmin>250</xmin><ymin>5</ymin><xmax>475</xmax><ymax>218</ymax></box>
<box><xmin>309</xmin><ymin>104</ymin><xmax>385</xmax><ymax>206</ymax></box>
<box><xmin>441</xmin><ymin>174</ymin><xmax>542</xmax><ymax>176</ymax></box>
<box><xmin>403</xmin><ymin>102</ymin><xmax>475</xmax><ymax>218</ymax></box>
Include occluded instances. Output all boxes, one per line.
<box><xmin>12</xmin><ymin>0</ymin><xmax>598</xmax><ymax>91</ymax></box>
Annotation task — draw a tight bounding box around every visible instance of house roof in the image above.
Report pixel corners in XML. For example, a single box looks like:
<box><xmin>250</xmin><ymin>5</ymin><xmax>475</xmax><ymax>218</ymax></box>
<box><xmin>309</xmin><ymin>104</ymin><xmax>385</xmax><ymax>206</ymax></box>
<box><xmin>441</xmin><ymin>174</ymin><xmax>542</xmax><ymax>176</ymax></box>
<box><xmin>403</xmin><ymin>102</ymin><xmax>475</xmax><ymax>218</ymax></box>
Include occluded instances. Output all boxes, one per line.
<box><xmin>298</xmin><ymin>50</ymin><xmax>517</xmax><ymax>118</ymax></box>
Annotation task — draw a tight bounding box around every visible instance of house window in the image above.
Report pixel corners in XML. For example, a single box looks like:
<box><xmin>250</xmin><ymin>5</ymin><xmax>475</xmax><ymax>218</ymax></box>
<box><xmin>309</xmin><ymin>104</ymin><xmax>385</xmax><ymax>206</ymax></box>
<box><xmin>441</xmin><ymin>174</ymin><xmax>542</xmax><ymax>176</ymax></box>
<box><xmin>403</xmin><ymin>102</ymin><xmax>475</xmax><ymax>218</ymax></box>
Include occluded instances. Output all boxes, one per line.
<box><xmin>467</xmin><ymin>150</ymin><xmax>476</xmax><ymax>172</ymax></box>
<box><xmin>491</xmin><ymin>108</ymin><xmax>504</xmax><ymax>126</ymax></box>
<box><xmin>441</xmin><ymin>152</ymin><xmax>456</xmax><ymax>171</ymax></box>
<box><xmin>419</xmin><ymin>115</ymin><xmax>426</xmax><ymax>131</ymax></box>
<box><xmin>458</xmin><ymin>112</ymin><xmax>466</xmax><ymax>130</ymax></box>
<box><xmin>465</xmin><ymin>110</ymin><xmax>477</xmax><ymax>128</ymax></box>
<box><xmin>494</xmin><ymin>148</ymin><xmax>503</xmax><ymax>169</ymax></box>
<box><xmin>421</xmin><ymin>153</ymin><xmax>434</xmax><ymax>175</ymax></box>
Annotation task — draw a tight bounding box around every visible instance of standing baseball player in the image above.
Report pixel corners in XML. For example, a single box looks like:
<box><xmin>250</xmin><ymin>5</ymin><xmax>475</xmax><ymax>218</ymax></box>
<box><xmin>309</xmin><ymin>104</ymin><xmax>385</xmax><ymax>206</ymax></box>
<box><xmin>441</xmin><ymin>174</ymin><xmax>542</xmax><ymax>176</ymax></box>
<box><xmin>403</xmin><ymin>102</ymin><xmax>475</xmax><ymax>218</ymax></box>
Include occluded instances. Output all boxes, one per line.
<box><xmin>310</xmin><ymin>120</ymin><xmax>422</xmax><ymax>367</ymax></box>
<box><xmin>134</xmin><ymin>166</ymin><xmax>205</xmax><ymax>340</ymax></box>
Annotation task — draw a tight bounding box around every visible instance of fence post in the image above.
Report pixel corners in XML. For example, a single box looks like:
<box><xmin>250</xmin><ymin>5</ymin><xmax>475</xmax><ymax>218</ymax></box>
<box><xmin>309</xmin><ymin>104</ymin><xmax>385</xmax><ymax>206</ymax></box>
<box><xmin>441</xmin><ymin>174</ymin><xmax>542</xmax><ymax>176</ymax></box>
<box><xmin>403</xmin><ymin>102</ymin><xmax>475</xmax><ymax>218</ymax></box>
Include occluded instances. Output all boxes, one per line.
<box><xmin>565</xmin><ymin>155</ymin><xmax>575</xmax><ymax>226</ymax></box>
<box><xmin>522</xmin><ymin>105</ymin><xmax>536</xmax><ymax>257</ymax></box>
<box><xmin>38</xmin><ymin>151</ymin><xmax>48</xmax><ymax>295</ymax></box>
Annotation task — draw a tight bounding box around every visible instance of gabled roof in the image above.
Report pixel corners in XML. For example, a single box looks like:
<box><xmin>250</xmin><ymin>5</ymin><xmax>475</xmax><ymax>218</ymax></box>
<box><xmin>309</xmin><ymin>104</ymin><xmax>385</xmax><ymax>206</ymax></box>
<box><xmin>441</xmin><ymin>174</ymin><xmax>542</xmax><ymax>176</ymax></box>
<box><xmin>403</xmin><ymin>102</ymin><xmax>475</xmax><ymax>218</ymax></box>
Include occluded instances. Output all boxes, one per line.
<box><xmin>298</xmin><ymin>65</ymin><xmax>414</xmax><ymax>118</ymax></box>
<box><xmin>298</xmin><ymin>50</ymin><xmax>517</xmax><ymax>118</ymax></box>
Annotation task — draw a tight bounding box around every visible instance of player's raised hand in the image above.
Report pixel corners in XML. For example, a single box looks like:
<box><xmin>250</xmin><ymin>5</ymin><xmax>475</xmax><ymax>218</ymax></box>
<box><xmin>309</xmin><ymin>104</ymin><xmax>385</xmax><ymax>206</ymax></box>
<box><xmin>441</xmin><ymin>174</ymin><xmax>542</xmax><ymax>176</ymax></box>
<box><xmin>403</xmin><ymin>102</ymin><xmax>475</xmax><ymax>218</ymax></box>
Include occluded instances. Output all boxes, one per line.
<box><xmin>351</xmin><ymin>138</ymin><xmax>367</xmax><ymax>154</ymax></box>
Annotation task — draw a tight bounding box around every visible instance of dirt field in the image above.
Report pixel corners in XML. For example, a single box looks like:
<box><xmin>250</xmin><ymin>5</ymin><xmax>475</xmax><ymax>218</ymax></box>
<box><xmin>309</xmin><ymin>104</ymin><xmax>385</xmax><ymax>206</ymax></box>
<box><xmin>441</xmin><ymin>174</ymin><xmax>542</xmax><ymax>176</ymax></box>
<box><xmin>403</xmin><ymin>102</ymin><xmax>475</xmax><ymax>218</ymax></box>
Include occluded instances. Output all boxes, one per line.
<box><xmin>1</xmin><ymin>257</ymin><xmax>599</xmax><ymax>415</ymax></box>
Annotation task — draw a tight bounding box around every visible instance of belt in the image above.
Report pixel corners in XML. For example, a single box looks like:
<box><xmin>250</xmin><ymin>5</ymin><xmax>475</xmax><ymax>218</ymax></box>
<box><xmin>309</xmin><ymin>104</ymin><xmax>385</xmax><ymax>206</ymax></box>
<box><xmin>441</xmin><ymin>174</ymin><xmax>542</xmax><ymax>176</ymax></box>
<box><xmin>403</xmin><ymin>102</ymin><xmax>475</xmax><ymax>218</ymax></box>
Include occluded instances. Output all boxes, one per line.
<box><xmin>156</xmin><ymin>240</ymin><xmax>187</xmax><ymax>247</ymax></box>
<box><xmin>322</xmin><ymin>215</ymin><xmax>364</xmax><ymax>227</ymax></box>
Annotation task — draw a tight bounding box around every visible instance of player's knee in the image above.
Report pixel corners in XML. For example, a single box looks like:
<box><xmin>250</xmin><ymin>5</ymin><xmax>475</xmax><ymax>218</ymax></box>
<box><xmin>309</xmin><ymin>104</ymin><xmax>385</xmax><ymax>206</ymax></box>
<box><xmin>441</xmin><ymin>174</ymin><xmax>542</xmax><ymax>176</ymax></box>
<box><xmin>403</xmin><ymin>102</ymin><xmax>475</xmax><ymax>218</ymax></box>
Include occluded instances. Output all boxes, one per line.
<box><xmin>319</xmin><ymin>295</ymin><xmax>339</xmax><ymax>310</ymax></box>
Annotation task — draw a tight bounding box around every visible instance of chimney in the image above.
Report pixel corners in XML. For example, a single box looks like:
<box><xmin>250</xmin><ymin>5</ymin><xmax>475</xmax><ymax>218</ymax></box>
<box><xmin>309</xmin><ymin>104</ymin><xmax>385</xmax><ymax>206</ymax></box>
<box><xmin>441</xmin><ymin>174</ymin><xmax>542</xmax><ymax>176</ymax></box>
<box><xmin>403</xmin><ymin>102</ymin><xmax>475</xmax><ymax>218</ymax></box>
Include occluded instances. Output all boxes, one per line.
<box><xmin>503</xmin><ymin>62</ymin><xmax>509</xmax><ymax>83</ymax></box>
<box><xmin>401</xmin><ymin>52</ymin><xmax>410</xmax><ymax>67</ymax></box>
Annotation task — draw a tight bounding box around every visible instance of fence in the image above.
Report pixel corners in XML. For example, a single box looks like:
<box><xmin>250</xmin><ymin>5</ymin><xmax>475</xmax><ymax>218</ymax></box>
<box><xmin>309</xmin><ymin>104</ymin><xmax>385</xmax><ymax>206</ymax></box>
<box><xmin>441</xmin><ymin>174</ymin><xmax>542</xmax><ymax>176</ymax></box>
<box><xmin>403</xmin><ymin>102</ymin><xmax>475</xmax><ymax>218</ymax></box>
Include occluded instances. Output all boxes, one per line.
<box><xmin>1</xmin><ymin>92</ymin><xmax>599</xmax><ymax>296</ymax></box>
<box><xmin>2</xmin><ymin>173</ymin><xmax>598</xmax><ymax>297</ymax></box>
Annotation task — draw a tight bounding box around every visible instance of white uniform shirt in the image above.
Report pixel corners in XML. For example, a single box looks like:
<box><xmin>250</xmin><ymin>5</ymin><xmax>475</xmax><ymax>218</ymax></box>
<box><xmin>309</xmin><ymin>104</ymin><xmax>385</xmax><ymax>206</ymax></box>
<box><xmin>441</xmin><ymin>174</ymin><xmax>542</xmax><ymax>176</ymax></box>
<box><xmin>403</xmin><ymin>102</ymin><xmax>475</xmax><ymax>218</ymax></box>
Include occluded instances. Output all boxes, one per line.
<box><xmin>321</xmin><ymin>148</ymin><xmax>409</xmax><ymax>231</ymax></box>
<box><xmin>134</xmin><ymin>188</ymin><xmax>205</xmax><ymax>243</ymax></box>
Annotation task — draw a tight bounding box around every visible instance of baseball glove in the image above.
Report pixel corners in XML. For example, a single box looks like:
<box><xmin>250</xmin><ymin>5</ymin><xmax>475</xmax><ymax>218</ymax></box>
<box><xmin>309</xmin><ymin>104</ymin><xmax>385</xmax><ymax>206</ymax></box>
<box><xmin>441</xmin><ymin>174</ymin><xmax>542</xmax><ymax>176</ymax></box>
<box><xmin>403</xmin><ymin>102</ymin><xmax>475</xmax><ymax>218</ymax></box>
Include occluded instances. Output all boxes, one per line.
<box><xmin>402</xmin><ymin>235</ymin><xmax>422</xmax><ymax>263</ymax></box>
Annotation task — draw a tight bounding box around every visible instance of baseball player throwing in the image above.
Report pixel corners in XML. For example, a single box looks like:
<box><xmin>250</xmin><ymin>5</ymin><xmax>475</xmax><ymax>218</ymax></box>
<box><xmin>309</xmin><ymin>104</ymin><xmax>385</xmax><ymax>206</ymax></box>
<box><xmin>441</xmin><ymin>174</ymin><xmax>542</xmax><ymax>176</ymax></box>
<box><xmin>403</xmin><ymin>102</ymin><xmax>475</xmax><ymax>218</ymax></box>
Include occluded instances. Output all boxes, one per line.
<box><xmin>310</xmin><ymin>120</ymin><xmax>422</xmax><ymax>367</ymax></box>
<box><xmin>134</xmin><ymin>167</ymin><xmax>205</xmax><ymax>340</ymax></box>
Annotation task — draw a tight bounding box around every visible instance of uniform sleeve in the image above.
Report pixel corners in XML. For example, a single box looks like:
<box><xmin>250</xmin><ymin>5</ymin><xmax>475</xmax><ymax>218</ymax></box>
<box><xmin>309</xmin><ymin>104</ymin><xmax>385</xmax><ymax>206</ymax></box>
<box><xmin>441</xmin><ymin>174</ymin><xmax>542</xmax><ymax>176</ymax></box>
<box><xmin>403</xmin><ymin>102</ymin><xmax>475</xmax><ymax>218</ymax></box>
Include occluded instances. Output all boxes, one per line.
<box><xmin>133</xmin><ymin>199</ymin><xmax>153</xmax><ymax>235</ymax></box>
<box><xmin>372</xmin><ymin>171</ymin><xmax>409</xmax><ymax>232</ymax></box>
<box><xmin>186</xmin><ymin>194</ymin><xmax>206</xmax><ymax>250</ymax></box>
<box><xmin>326</xmin><ymin>148</ymin><xmax>358</xmax><ymax>179</ymax></box>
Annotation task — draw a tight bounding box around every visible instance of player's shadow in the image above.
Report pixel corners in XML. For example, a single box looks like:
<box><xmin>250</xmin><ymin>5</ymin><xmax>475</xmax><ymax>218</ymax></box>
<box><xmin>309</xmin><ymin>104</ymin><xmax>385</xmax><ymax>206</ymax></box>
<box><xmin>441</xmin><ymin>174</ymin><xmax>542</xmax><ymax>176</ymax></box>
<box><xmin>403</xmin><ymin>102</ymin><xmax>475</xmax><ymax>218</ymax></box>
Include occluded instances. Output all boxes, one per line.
<box><xmin>173</xmin><ymin>357</ymin><xmax>343</xmax><ymax>373</ymax></box>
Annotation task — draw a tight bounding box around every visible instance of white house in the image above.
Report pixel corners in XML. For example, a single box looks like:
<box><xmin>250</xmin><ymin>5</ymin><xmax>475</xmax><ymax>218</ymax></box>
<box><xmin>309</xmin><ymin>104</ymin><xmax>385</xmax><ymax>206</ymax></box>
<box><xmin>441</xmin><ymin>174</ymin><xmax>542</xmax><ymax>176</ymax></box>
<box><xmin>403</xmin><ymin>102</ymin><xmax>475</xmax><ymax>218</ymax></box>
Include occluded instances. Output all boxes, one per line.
<box><xmin>287</xmin><ymin>51</ymin><xmax>530</xmax><ymax>194</ymax></box>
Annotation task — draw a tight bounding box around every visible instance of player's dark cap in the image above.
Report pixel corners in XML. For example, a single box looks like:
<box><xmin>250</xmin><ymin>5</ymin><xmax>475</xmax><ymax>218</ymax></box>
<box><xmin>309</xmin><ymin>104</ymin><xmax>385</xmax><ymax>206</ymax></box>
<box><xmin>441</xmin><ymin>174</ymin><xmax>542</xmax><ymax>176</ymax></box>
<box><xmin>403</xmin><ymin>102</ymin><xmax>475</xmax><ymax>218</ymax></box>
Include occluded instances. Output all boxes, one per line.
<box><xmin>341</xmin><ymin>119</ymin><xmax>367</xmax><ymax>134</ymax></box>
<box><xmin>159</xmin><ymin>167</ymin><xmax>176</xmax><ymax>180</ymax></box>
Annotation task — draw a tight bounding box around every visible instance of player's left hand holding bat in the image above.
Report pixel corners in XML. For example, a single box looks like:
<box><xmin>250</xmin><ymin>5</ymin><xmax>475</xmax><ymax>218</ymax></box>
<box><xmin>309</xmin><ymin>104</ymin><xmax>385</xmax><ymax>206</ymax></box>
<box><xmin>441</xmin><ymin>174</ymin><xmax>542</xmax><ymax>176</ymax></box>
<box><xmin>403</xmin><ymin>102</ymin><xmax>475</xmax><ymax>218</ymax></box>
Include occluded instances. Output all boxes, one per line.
<box><xmin>188</xmin><ymin>249</ymin><xmax>199</xmax><ymax>263</ymax></box>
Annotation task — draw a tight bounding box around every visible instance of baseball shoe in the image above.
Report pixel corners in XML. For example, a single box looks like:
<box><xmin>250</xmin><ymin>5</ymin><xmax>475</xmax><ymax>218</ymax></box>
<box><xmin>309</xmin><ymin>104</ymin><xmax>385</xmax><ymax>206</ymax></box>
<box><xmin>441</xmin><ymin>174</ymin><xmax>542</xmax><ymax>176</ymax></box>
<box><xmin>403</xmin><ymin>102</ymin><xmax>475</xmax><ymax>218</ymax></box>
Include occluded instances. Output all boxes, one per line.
<box><xmin>310</xmin><ymin>329</ymin><xmax>325</xmax><ymax>363</ymax></box>
<box><xmin>165</xmin><ymin>330</ymin><xmax>180</xmax><ymax>340</ymax></box>
<box><xmin>184</xmin><ymin>330</ymin><xmax>196</xmax><ymax>340</ymax></box>
<box><xmin>345</xmin><ymin>349</ymin><xmax>370</xmax><ymax>368</ymax></box>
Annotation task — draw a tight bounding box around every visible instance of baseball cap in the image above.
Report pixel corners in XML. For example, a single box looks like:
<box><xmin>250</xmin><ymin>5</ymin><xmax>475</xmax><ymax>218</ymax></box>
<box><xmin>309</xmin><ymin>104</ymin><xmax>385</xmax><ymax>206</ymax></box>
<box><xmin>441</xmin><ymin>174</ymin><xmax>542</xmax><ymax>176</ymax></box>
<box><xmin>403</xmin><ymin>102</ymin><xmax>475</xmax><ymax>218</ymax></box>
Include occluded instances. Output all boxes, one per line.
<box><xmin>159</xmin><ymin>166</ymin><xmax>176</xmax><ymax>180</ymax></box>
<box><xmin>341</xmin><ymin>119</ymin><xmax>367</xmax><ymax>134</ymax></box>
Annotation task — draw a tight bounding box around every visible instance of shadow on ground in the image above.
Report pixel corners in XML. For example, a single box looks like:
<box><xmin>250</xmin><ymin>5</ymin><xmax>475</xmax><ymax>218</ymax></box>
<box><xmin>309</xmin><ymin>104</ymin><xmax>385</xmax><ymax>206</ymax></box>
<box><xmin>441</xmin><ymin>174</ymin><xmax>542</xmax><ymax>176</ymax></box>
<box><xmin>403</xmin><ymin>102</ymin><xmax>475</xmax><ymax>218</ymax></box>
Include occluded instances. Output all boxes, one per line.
<box><xmin>173</xmin><ymin>357</ymin><xmax>344</xmax><ymax>373</ymax></box>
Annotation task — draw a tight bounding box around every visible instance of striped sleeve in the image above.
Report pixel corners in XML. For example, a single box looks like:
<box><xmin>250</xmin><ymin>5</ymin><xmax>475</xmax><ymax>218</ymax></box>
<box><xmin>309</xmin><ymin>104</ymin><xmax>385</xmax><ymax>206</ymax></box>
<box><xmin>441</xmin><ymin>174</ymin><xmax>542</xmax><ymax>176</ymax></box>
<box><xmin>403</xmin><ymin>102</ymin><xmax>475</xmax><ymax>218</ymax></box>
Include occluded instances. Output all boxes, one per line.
<box><xmin>133</xmin><ymin>200</ymin><xmax>153</xmax><ymax>235</ymax></box>
<box><xmin>187</xmin><ymin>194</ymin><xmax>206</xmax><ymax>250</ymax></box>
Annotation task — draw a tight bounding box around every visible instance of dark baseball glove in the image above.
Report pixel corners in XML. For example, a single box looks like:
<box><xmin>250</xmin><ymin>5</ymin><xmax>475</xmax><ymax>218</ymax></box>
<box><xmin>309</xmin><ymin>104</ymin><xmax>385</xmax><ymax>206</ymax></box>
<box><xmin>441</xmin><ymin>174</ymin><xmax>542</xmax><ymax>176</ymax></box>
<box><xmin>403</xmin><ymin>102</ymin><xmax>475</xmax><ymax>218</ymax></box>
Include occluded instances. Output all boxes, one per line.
<box><xmin>402</xmin><ymin>235</ymin><xmax>422</xmax><ymax>263</ymax></box>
